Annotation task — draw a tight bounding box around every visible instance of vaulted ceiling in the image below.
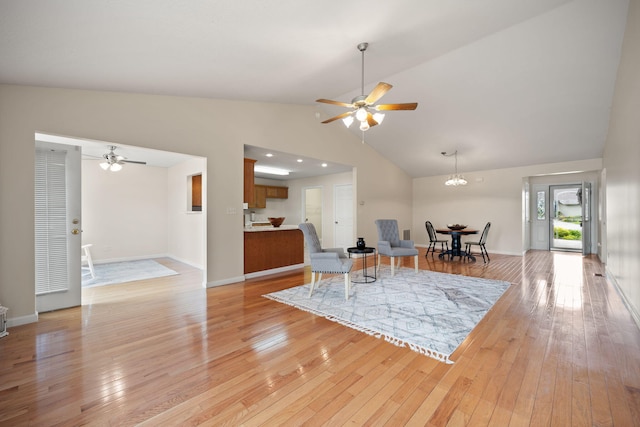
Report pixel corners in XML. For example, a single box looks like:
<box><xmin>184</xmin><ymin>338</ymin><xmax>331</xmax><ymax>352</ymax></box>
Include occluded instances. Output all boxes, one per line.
<box><xmin>0</xmin><ymin>0</ymin><xmax>629</xmax><ymax>177</ymax></box>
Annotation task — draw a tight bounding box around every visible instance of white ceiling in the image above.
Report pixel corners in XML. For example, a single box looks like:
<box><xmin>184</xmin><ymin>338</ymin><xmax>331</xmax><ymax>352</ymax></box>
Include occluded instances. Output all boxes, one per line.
<box><xmin>1</xmin><ymin>0</ymin><xmax>629</xmax><ymax>177</ymax></box>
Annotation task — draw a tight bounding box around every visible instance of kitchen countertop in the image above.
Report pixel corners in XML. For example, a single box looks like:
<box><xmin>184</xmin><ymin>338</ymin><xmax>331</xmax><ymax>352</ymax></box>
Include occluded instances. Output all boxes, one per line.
<box><xmin>244</xmin><ymin>224</ymin><xmax>299</xmax><ymax>232</ymax></box>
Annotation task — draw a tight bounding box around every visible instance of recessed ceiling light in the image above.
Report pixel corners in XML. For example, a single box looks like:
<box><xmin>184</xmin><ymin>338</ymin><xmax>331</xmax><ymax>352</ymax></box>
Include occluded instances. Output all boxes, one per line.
<box><xmin>321</xmin><ymin>163</ymin><xmax>328</xmax><ymax>168</ymax></box>
<box><xmin>297</xmin><ymin>159</ymin><xmax>303</xmax><ymax>163</ymax></box>
<box><xmin>265</xmin><ymin>153</ymin><xmax>273</xmax><ymax>157</ymax></box>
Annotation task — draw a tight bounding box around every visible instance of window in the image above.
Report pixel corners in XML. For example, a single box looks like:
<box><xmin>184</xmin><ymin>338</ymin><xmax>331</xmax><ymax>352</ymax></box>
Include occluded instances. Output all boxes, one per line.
<box><xmin>537</xmin><ymin>191</ymin><xmax>546</xmax><ymax>220</ymax></box>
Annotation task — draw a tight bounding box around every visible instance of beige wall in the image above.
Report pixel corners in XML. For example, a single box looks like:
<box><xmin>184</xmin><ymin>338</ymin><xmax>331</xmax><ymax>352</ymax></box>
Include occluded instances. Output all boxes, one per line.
<box><xmin>412</xmin><ymin>159</ymin><xmax>602</xmax><ymax>255</ymax></box>
<box><xmin>82</xmin><ymin>160</ymin><xmax>169</xmax><ymax>262</ymax></box>
<box><xmin>603</xmin><ymin>0</ymin><xmax>640</xmax><ymax>325</ymax></box>
<box><xmin>0</xmin><ymin>84</ymin><xmax>412</xmax><ymax>324</ymax></box>
<box><xmin>167</xmin><ymin>157</ymin><xmax>207</xmax><ymax>270</ymax></box>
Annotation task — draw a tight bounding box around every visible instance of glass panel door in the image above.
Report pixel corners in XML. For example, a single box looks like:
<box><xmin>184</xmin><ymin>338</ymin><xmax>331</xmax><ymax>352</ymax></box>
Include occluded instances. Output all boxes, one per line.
<box><xmin>550</xmin><ymin>185</ymin><xmax>583</xmax><ymax>252</ymax></box>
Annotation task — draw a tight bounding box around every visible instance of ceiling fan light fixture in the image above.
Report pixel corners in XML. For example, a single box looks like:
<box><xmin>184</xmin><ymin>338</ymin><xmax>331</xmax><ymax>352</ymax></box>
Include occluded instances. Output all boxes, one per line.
<box><xmin>355</xmin><ymin>107</ymin><xmax>368</xmax><ymax>122</ymax></box>
<box><xmin>373</xmin><ymin>112</ymin><xmax>385</xmax><ymax>124</ymax></box>
<box><xmin>110</xmin><ymin>163</ymin><xmax>123</xmax><ymax>172</ymax></box>
<box><xmin>99</xmin><ymin>161</ymin><xmax>110</xmax><ymax>170</ymax></box>
<box><xmin>342</xmin><ymin>115</ymin><xmax>354</xmax><ymax>128</ymax></box>
<box><xmin>359</xmin><ymin>120</ymin><xmax>370</xmax><ymax>131</ymax></box>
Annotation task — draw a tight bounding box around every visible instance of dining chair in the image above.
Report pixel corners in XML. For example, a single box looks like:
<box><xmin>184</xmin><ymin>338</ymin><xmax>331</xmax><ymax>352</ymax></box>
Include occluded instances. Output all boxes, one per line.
<box><xmin>299</xmin><ymin>223</ymin><xmax>353</xmax><ymax>300</ymax></box>
<box><xmin>465</xmin><ymin>222</ymin><xmax>491</xmax><ymax>263</ymax></box>
<box><xmin>375</xmin><ymin>219</ymin><xmax>419</xmax><ymax>276</ymax></box>
<box><xmin>425</xmin><ymin>221</ymin><xmax>449</xmax><ymax>259</ymax></box>
<box><xmin>81</xmin><ymin>244</ymin><xmax>96</xmax><ymax>278</ymax></box>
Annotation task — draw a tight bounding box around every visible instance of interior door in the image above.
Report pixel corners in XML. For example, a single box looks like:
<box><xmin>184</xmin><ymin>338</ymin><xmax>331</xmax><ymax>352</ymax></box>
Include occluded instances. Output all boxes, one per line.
<box><xmin>35</xmin><ymin>141</ymin><xmax>81</xmax><ymax>312</ymax></box>
<box><xmin>334</xmin><ymin>184</ymin><xmax>353</xmax><ymax>250</ymax></box>
<box><xmin>303</xmin><ymin>187</ymin><xmax>323</xmax><ymax>241</ymax></box>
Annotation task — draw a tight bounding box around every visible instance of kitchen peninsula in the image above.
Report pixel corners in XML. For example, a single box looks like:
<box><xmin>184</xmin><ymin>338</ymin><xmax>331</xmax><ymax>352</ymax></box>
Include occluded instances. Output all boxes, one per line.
<box><xmin>244</xmin><ymin>225</ymin><xmax>304</xmax><ymax>275</ymax></box>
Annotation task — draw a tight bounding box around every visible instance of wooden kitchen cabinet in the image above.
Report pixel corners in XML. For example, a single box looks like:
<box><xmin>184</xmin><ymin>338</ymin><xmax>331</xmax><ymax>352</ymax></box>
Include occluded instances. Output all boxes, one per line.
<box><xmin>244</xmin><ymin>158</ymin><xmax>256</xmax><ymax>207</ymax></box>
<box><xmin>254</xmin><ymin>185</ymin><xmax>267</xmax><ymax>208</ymax></box>
<box><xmin>244</xmin><ymin>228</ymin><xmax>304</xmax><ymax>274</ymax></box>
<box><xmin>266</xmin><ymin>186</ymin><xmax>288</xmax><ymax>199</ymax></box>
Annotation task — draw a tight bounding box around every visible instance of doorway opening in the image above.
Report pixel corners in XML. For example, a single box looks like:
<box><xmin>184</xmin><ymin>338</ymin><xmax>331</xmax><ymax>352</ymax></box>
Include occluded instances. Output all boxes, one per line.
<box><xmin>550</xmin><ymin>185</ymin><xmax>583</xmax><ymax>252</ymax></box>
<box><xmin>35</xmin><ymin>133</ymin><xmax>207</xmax><ymax>310</ymax></box>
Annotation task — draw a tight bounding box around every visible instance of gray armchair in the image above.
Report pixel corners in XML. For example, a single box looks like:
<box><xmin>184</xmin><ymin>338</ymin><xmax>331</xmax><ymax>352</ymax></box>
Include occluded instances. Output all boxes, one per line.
<box><xmin>375</xmin><ymin>219</ymin><xmax>419</xmax><ymax>276</ymax></box>
<box><xmin>299</xmin><ymin>223</ymin><xmax>353</xmax><ymax>300</ymax></box>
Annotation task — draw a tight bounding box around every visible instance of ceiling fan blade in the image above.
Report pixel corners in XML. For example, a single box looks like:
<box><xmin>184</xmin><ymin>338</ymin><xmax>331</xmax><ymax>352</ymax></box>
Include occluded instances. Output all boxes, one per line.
<box><xmin>366</xmin><ymin>113</ymin><xmax>379</xmax><ymax>127</ymax></box>
<box><xmin>122</xmin><ymin>160</ymin><xmax>147</xmax><ymax>165</ymax></box>
<box><xmin>364</xmin><ymin>82</ymin><xmax>392</xmax><ymax>105</ymax></box>
<box><xmin>316</xmin><ymin>98</ymin><xmax>353</xmax><ymax>108</ymax></box>
<box><xmin>321</xmin><ymin>111</ymin><xmax>354</xmax><ymax>124</ymax></box>
<box><xmin>375</xmin><ymin>102</ymin><xmax>418</xmax><ymax>111</ymax></box>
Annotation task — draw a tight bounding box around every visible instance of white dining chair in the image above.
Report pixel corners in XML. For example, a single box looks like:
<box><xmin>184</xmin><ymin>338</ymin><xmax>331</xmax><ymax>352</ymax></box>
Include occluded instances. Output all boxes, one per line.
<box><xmin>81</xmin><ymin>244</ymin><xmax>96</xmax><ymax>279</ymax></box>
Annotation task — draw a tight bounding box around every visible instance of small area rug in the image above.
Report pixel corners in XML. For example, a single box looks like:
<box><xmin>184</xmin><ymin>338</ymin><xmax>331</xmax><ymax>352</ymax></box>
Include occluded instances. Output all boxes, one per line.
<box><xmin>264</xmin><ymin>266</ymin><xmax>511</xmax><ymax>363</ymax></box>
<box><xmin>82</xmin><ymin>259</ymin><xmax>178</xmax><ymax>288</ymax></box>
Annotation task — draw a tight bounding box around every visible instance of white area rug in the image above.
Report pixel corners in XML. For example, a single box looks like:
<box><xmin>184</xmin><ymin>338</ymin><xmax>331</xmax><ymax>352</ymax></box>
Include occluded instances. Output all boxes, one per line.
<box><xmin>264</xmin><ymin>267</ymin><xmax>511</xmax><ymax>363</ymax></box>
<box><xmin>82</xmin><ymin>259</ymin><xmax>178</xmax><ymax>288</ymax></box>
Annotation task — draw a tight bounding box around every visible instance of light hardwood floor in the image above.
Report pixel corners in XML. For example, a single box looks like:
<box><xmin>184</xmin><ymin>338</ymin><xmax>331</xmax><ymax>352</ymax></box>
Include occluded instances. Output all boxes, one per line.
<box><xmin>1</xmin><ymin>250</ymin><xmax>639</xmax><ymax>426</ymax></box>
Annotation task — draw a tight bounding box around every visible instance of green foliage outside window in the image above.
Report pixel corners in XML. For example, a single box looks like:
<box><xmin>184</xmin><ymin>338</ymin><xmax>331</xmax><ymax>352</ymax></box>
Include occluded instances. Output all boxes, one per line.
<box><xmin>554</xmin><ymin>227</ymin><xmax>582</xmax><ymax>240</ymax></box>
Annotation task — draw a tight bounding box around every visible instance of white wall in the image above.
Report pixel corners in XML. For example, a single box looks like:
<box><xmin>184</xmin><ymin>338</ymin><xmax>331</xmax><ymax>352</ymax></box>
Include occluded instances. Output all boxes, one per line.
<box><xmin>82</xmin><ymin>160</ymin><xmax>169</xmax><ymax>261</ymax></box>
<box><xmin>284</xmin><ymin>172</ymin><xmax>355</xmax><ymax>248</ymax></box>
<box><xmin>603</xmin><ymin>0</ymin><xmax>640</xmax><ymax>326</ymax></box>
<box><xmin>252</xmin><ymin>171</ymin><xmax>355</xmax><ymax>247</ymax></box>
<box><xmin>412</xmin><ymin>159</ymin><xmax>602</xmax><ymax>256</ymax></box>
<box><xmin>0</xmin><ymin>85</ymin><xmax>412</xmax><ymax>324</ymax></box>
<box><xmin>167</xmin><ymin>157</ymin><xmax>206</xmax><ymax>270</ymax></box>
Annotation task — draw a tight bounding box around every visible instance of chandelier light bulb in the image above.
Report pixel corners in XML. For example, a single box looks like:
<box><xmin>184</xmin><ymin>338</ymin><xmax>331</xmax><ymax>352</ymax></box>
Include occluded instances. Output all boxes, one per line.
<box><xmin>355</xmin><ymin>107</ymin><xmax>368</xmax><ymax>122</ymax></box>
<box><xmin>373</xmin><ymin>112</ymin><xmax>385</xmax><ymax>124</ymax></box>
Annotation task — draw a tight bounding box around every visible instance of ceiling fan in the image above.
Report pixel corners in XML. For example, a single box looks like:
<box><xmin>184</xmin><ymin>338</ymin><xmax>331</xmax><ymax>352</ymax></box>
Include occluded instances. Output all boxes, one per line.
<box><xmin>316</xmin><ymin>42</ymin><xmax>418</xmax><ymax>132</ymax></box>
<box><xmin>99</xmin><ymin>145</ymin><xmax>146</xmax><ymax>171</ymax></box>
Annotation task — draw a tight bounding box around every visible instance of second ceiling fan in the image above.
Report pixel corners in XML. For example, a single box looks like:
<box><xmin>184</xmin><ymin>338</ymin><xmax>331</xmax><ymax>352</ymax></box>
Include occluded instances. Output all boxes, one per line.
<box><xmin>316</xmin><ymin>42</ymin><xmax>418</xmax><ymax>131</ymax></box>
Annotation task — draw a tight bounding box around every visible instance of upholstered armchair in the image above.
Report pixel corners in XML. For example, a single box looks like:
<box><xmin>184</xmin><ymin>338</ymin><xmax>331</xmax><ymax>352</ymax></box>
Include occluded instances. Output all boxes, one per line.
<box><xmin>299</xmin><ymin>223</ymin><xmax>353</xmax><ymax>300</ymax></box>
<box><xmin>375</xmin><ymin>219</ymin><xmax>419</xmax><ymax>276</ymax></box>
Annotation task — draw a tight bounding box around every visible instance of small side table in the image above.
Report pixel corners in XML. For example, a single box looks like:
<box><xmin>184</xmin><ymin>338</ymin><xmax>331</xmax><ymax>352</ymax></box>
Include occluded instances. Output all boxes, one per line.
<box><xmin>347</xmin><ymin>247</ymin><xmax>377</xmax><ymax>283</ymax></box>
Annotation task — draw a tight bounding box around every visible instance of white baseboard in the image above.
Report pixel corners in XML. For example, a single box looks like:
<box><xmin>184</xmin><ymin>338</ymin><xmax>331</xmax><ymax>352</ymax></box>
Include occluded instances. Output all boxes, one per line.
<box><xmin>92</xmin><ymin>253</ymin><xmax>170</xmax><ymax>265</ymax></box>
<box><xmin>416</xmin><ymin>243</ymin><xmax>521</xmax><ymax>257</ymax></box>
<box><xmin>7</xmin><ymin>312</ymin><xmax>39</xmax><ymax>328</ymax></box>
<box><xmin>207</xmin><ymin>275</ymin><xmax>246</xmax><ymax>288</ymax></box>
<box><xmin>244</xmin><ymin>264</ymin><xmax>305</xmax><ymax>280</ymax></box>
<box><xmin>606</xmin><ymin>265</ymin><xmax>640</xmax><ymax>331</ymax></box>
<box><xmin>206</xmin><ymin>264</ymin><xmax>305</xmax><ymax>287</ymax></box>
<box><xmin>166</xmin><ymin>255</ymin><xmax>204</xmax><ymax>270</ymax></box>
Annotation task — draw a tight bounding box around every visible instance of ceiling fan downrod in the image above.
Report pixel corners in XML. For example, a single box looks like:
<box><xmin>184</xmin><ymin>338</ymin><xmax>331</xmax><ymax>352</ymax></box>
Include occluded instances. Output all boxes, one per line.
<box><xmin>358</xmin><ymin>42</ymin><xmax>368</xmax><ymax>97</ymax></box>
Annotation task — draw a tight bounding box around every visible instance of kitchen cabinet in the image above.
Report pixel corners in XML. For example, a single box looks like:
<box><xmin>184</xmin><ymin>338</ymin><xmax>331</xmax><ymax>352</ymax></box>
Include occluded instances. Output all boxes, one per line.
<box><xmin>244</xmin><ymin>228</ymin><xmax>303</xmax><ymax>273</ymax></box>
<box><xmin>266</xmin><ymin>186</ymin><xmax>288</xmax><ymax>199</ymax></box>
<box><xmin>254</xmin><ymin>185</ymin><xmax>267</xmax><ymax>209</ymax></box>
<box><xmin>244</xmin><ymin>158</ymin><xmax>256</xmax><ymax>207</ymax></box>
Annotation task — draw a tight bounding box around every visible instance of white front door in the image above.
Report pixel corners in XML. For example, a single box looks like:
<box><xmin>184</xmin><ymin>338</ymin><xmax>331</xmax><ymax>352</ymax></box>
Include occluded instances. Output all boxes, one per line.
<box><xmin>530</xmin><ymin>184</ymin><xmax>549</xmax><ymax>250</ymax></box>
<box><xmin>334</xmin><ymin>184</ymin><xmax>353</xmax><ymax>250</ymax></box>
<box><xmin>35</xmin><ymin>141</ymin><xmax>82</xmax><ymax>312</ymax></box>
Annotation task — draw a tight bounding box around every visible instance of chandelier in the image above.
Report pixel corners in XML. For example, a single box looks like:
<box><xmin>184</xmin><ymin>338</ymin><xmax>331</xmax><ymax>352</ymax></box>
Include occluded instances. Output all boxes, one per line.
<box><xmin>442</xmin><ymin>150</ymin><xmax>467</xmax><ymax>186</ymax></box>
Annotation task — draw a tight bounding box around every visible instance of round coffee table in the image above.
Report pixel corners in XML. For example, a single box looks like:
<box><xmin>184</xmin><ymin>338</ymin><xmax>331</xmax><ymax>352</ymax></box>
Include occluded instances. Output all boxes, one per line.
<box><xmin>347</xmin><ymin>247</ymin><xmax>377</xmax><ymax>283</ymax></box>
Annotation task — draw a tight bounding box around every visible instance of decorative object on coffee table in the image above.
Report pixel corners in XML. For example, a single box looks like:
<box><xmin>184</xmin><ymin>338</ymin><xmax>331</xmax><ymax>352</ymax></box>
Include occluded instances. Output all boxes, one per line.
<box><xmin>356</xmin><ymin>237</ymin><xmax>366</xmax><ymax>249</ymax></box>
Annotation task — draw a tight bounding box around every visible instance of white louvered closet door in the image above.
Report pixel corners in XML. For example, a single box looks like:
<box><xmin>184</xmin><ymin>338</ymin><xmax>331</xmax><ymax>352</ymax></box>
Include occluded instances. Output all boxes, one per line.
<box><xmin>35</xmin><ymin>141</ymin><xmax>81</xmax><ymax>313</ymax></box>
